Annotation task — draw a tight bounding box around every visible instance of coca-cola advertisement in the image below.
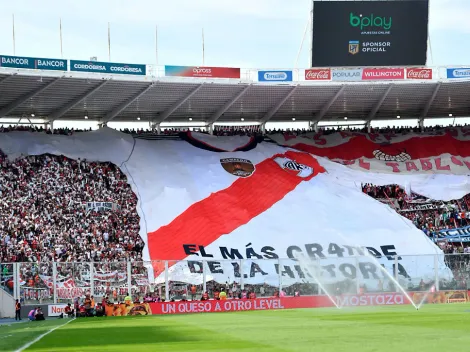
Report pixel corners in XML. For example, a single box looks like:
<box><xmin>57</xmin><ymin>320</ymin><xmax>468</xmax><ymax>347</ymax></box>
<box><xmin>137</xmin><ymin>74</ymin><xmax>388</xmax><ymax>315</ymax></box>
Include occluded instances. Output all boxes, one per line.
<box><xmin>305</xmin><ymin>69</ymin><xmax>331</xmax><ymax>81</ymax></box>
<box><xmin>406</xmin><ymin>68</ymin><xmax>433</xmax><ymax>80</ymax></box>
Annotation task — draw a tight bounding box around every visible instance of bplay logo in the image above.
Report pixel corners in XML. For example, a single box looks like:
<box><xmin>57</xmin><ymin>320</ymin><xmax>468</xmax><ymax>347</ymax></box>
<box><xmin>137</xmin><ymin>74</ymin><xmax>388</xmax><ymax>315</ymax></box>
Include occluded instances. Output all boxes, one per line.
<box><xmin>350</xmin><ymin>12</ymin><xmax>392</xmax><ymax>31</ymax></box>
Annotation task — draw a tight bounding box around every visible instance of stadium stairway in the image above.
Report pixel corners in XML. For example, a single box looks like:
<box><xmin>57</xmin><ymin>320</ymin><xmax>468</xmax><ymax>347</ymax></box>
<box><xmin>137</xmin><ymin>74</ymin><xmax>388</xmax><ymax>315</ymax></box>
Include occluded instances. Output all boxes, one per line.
<box><xmin>0</xmin><ymin>288</ymin><xmax>15</xmax><ymax>318</ymax></box>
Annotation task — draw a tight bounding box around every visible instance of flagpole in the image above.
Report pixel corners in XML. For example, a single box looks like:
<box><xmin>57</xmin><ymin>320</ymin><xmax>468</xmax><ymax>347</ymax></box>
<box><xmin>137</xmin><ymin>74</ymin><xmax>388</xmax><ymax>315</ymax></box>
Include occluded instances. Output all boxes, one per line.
<box><xmin>202</xmin><ymin>28</ymin><xmax>205</xmax><ymax>66</ymax></box>
<box><xmin>309</xmin><ymin>0</ymin><xmax>314</xmax><ymax>67</ymax></box>
<box><xmin>59</xmin><ymin>18</ymin><xmax>63</xmax><ymax>58</ymax></box>
<box><xmin>155</xmin><ymin>25</ymin><xmax>158</xmax><ymax>66</ymax></box>
<box><xmin>12</xmin><ymin>14</ymin><xmax>16</xmax><ymax>55</ymax></box>
<box><xmin>108</xmin><ymin>22</ymin><xmax>111</xmax><ymax>61</ymax></box>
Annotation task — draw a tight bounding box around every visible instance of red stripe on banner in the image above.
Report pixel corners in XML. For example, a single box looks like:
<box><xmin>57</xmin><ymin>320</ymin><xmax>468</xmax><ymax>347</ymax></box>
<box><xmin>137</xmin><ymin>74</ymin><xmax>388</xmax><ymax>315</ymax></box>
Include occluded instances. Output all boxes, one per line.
<box><xmin>147</xmin><ymin>151</ymin><xmax>325</xmax><ymax>268</ymax></box>
<box><xmin>290</xmin><ymin>134</ymin><xmax>470</xmax><ymax>161</ymax></box>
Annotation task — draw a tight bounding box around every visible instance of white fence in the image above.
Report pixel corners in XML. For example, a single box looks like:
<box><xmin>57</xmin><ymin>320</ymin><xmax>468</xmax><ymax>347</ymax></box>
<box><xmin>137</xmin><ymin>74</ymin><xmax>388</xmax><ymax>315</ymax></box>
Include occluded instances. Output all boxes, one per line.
<box><xmin>1</xmin><ymin>254</ymin><xmax>469</xmax><ymax>305</ymax></box>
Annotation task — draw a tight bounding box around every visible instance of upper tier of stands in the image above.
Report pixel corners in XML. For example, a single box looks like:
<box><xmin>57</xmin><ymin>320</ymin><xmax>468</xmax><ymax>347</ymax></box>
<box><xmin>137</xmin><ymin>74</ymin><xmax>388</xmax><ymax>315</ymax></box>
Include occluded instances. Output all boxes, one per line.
<box><xmin>0</xmin><ymin>123</ymin><xmax>466</xmax><ymax>137</ymax></box>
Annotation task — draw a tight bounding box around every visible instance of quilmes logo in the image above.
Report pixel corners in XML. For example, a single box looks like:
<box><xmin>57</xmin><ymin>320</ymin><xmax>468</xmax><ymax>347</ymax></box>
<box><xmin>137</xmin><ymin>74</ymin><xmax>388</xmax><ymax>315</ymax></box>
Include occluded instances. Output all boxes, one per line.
<box><xmin>350</xmin><ymin>13</ymin><xmax>392</xmax><ymax>32</ymax></box>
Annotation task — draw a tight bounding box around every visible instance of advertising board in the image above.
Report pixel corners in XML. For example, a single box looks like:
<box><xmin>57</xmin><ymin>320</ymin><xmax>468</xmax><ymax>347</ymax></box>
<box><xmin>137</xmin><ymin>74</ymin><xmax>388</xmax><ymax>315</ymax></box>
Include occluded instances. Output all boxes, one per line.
<box><xmin>258</xmin><ymin>70</ymin><xmax>293</xmax><ymax>82</ymax></box>
<box><xmin>70</xmin><ymin>60</ymin><xmax>146</xmax><ymax>75</ymax></box>
<box><xmin>0</xmin><ymin>55</ymin><xmax>67</xmax><ymax>71</ymax></box>
<box><xmin>165</xmin><ymin>66</ymin><xmax>240</xmax><ymax>79</ymax></box>
<box><xmin>312</xmin><ymin>1</ymin><xmax>429</xmax><ymax>67</ymax></box>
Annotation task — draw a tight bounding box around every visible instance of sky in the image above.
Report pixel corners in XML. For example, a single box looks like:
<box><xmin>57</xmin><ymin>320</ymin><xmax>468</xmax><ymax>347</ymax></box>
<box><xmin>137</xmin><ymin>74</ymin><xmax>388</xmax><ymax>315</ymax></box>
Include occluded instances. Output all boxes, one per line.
<box><xmin>1</xmin><ymin>0</ymin><xmax>469</xmax><ymax>68</ymax></box>
<box><xmin>0</xmin><ymin>0</ymin><xmax>468</xmax><ymax>130</ymax></box>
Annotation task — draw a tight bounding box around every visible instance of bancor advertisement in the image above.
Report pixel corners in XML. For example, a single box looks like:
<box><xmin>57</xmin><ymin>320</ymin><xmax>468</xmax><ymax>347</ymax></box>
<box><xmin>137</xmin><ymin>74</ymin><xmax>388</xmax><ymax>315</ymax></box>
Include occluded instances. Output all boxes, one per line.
<box><xmin>312</xmin><ymin>0</ymin><xmax>429</xmax><ymax>67</ymax></box>
<box><xmin>0</xmin><ymin>55</ymin><xmax>67</xmax><ymax>71</ymax></box>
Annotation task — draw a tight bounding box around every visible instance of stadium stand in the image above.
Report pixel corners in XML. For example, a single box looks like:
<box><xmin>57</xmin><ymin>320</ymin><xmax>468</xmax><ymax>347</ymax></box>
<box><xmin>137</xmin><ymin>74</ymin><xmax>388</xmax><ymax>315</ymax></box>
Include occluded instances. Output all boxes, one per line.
<box><xmin>362</xmin><ymin>183</ymin><xmax>470</xmax><ymax>252</ymax></box>
<box><xmin>1</xmin><ymin>124</ymin><xmax>470</xmax><ymax>303</ymax></box>
<box><xmin>0</xmin><ymin>149</ymin><xmax>147</xmax><ymax>300</ymax></box>
<box><xmin>1</xmin><ymin>124</ymin><xmax>467</xmax><ymax>137</ymax></box>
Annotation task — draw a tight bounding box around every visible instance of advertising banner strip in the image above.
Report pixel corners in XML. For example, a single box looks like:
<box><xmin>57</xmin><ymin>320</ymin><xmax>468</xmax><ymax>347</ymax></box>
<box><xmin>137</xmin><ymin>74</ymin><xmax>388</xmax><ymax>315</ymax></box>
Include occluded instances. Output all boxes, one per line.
<box><xmin>362</xmin><ymin>68</ymin><xmax>405</xmax><ymax>80</ymax></box>
<box><xmin>331</xmin><ymin>68</ymin><xmax>363</xmax><ymax>81</ymax></box>
<box><xmin>258</xmin><ymin>70</ymin><xmax>293</xmax><ymax>82</ymax></box>
<box><xmin>48</xmin><ymin>304</ymin><xmax>68</xmax><ymax>317</ymax></box>
<box><xmin>438</xmin><ymin>225</ymin><xmax>470</xmax><ymax>239</ymax></box>
<box><xmin>447</xmin><ymin>68</ymin><xmax>470</xmax><ymax>79</ymax></box>
<box><xmin>0</xmin><ymin>55</ymin><xmax>67</xmax><ymax>71</ymax></box>
<box><xmin>70</xmin><ymin>60</ymin><xmax>146</xmax><ymax>75</ymax></box>
<box><xmin>305</xmin><ymin>69</ymin><xmax>331</xmax><ymax>81</ymax></box>
<box><xmin>165</xmin><ymin>65</ymin><xmax>240</xmax><ymax>79</ymax></box>
<box><xmin>407</xmin><ymin>68</ymin><xmax>433</xmax><ymax>80</ymax></box>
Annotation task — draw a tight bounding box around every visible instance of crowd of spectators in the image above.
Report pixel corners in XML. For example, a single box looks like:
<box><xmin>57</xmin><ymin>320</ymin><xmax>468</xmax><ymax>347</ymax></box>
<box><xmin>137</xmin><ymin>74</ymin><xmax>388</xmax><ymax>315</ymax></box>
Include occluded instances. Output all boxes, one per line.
<box><xmin>0</xmin><ymin>151</ymin><xmax>143</xmax><ymax>264</ymax></box>
<box><xmin>0</xmin><ymin>125</ymin><xmax>90</xmax><ymax>135</ymax></box>
<box><xmin>0</xmin><ymin>148</ymin><xmax>147</xmax><ymax>300</ymax></box>
<box><xmin>362</xmin><ymin>183</ymin><xmax>470</xmax><ymax>249</ymax></box>
<box><xmin>267</xmin><ymin>124</ymin><xmax>469</xmax><ymax>136</ymax></box>
<box><xmin>2</xmin><ymin>123</ymin><xmax>467</xmax><ymax>137</ymax></box>
<box><xmin>2</xmin><ymin>124</ymin><xmax>470</xmax><ymax>301</ymax></box>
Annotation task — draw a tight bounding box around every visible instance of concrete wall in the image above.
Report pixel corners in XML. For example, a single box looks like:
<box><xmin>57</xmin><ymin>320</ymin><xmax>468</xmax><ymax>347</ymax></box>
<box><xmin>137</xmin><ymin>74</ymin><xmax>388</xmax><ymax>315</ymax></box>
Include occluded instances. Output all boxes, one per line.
<box><xmin>0</xmin><ymin>289</ymin><xmax>15</xmax><ymax>318</ymax></box>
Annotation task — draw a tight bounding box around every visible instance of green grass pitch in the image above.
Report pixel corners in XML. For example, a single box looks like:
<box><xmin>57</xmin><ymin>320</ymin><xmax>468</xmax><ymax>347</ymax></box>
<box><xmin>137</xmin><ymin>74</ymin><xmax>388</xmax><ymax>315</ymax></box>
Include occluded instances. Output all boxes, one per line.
<box><xmin>2</xmin><ymin>305</ymin><xmax>470</xmax><ymax>352</ymax></box>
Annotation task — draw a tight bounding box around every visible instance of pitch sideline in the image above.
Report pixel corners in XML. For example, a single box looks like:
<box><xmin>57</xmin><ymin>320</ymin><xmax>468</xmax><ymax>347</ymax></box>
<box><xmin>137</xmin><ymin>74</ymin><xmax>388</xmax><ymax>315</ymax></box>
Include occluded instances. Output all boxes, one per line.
<box><xmin>15</xmin><ymin>318</ymin><xmax>75</xmax><ymax>352</ymax></box>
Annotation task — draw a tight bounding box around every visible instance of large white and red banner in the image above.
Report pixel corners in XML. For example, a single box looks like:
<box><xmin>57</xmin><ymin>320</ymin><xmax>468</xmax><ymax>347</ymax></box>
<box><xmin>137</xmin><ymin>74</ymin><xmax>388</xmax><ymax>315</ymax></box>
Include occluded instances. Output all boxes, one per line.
<box><xmin>1</xmin><ymin>128</ymin><xmax>462</xmax><ymax>289</ymax></box>
<box><xmin>269</xmin><ymin>127</ymin><xmax>470</xmax><ymax>175</ymax></box>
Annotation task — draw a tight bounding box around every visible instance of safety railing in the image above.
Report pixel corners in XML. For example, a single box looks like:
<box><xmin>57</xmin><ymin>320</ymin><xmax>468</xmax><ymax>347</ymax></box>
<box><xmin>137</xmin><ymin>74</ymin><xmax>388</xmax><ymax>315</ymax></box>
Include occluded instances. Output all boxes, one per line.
<box><xmin>2</xmin><ymin>253</ymin><xmax>469</xmax><ymax>305</ymax></box>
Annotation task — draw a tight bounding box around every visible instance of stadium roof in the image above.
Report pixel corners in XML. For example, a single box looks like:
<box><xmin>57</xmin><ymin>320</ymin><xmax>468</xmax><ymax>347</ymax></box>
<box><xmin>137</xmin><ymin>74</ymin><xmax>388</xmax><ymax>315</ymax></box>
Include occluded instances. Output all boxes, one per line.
<box><xmin>0</xmin><ymin>70</ymin><xmax>469</xmax><ymax>126</ymax></box>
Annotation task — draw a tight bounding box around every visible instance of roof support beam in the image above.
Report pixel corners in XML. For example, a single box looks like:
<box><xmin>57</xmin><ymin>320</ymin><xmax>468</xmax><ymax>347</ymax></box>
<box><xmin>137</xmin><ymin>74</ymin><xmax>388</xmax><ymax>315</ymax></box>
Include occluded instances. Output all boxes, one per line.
<box><xmin>366</xmin><ymin>84</ymin><xmax>394</xmax><ymax>123</ymax></box>
<box><xmin>153</xmin><ymin>83</ymin><xmax>204</xmax><ymax>124</ymax></box>
<box><xmin>420</xmin><ymin>82</ymin><xmax>441</xmax><ymax>121</ymax></box>
<box><xmin>0</xmin><ymin>77</ymin><xmax>62</xmax><ymax>118</ymax></box>
<box><xmin>100</xmin><ymin>83</ymin><xmax>154</xmax><ymax>124</ymax></box>
<box><xmin>48</xmin><ymin>80</ymin><xmax>110</xmax><ymax>122</ymax></box>
<box><xmin>0</xmin><ymin>74</ymin><xmax>17</xmax><ymax>86</ymax></box>
<box><xmin>260</xmin><ymin>85</ymin><xmax>299</xmax><ymax>124</ymax></box>
<box><xmin>207</xmin><ymin>84</ymin><xmax>252</xmax><ymax>125</ymax></box>
<box><xmin>312</xmin><ymin>85</ymin><xmax>346</xmax><ymax>123</ymax></box>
